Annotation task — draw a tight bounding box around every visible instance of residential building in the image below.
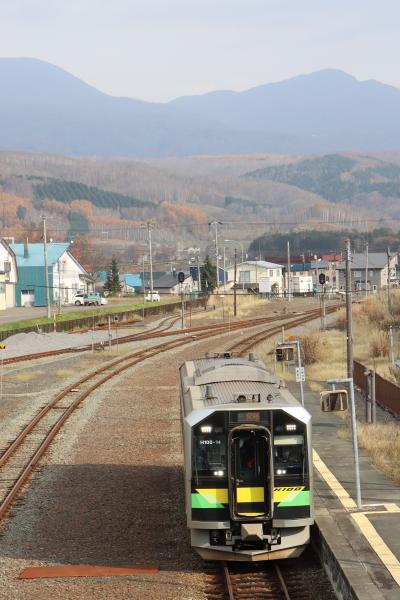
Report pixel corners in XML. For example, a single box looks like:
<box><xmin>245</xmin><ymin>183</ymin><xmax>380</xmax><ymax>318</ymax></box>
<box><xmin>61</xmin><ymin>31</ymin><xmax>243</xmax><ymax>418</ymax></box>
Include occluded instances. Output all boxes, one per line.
<box><xmin>290</xmin><ymin>260</ymin><xmax>332</xmax><ymax>289</ymax></box>
<box><xmin>0</xmin><ymin>239</ymin><xmax>18</xmax><ymax>307</ymax></box>
<box><xmin>10</xmin><ymin>241</ymin><xmax>93</xmax><ymax>307</ymax></box>
<box><xmin>336</xmin><ymin>252</ymin><xmax>398</xmax><ymax>292</ymax></box>
<box><xmin>226</xmin><ymin>261</ymin><xmax>284</xmax><ymax>293</ymax></box>
<box><xmin>121</xmin><ymin>273</ymin><xmax>142</xmax><ymax>293</ymax></box>
<box><xmin>153</xmin><ymin>271</ymin><xmax>193</xmax><ymax>295</ymax></box>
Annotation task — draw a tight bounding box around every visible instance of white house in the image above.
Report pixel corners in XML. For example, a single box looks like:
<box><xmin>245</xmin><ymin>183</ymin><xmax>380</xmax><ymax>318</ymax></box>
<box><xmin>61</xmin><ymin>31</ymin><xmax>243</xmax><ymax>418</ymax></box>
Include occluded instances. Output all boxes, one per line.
<box><xmin>53</xmin><ymin>249</ymin><xmax>94</xmax><ymax>304</ymax></box>
<box><xmin>226</xmin><ymin>260</ymin><xmax>284</xmax><ymax>294</ymax></box>
<box><xmin>0</xmin><ymin>238</ymin><xmax>18</xmax><ymax>307</ymax></box>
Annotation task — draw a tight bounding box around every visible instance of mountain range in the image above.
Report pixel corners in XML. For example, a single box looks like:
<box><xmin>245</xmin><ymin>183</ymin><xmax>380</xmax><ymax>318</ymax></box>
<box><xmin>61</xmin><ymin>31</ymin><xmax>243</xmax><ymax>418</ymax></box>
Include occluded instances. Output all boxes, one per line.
<box><xmin>1</xmin><ymin>58</ymin><xmax>400</xmax><ymax>157</ymax></box>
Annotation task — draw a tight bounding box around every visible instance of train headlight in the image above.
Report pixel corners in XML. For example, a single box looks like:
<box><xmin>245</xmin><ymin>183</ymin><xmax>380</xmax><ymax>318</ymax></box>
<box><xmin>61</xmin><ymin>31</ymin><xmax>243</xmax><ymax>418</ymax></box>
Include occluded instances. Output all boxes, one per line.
<box><xmin>276</xmin><ymin>469</ymin><xmax>287</xmax><ymax>475</ymax></box>
<box><xmin>201</xmin><ymin>425</ymin><xmax>212</xmax><ymax>433</ymax></box>
<box><xmin>213</xmin><ymin>470</ymin><xmax>224</xmax><ymax>477</ymax></box>
<box><xmin>286</xmin><ymin>423</ymin><xmax>296</xmax><ymax>431</ymax></box>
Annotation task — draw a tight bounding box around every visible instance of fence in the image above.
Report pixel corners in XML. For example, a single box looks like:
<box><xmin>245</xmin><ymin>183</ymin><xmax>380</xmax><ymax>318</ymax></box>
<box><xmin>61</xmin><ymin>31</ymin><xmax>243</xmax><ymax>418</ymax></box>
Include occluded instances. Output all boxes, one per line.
<box><xmin>353</xmin><ymin>360</ymin><xmax>400</xmax><ymax>417</ymax></box>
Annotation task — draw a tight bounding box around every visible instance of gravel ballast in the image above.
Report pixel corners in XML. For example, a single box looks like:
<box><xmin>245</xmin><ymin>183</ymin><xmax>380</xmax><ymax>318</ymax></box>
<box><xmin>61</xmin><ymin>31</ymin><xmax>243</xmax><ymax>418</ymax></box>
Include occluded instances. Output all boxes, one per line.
<box><xmin>0</xmin><ymin>327</ymin><xmax>246</xmax><ymax>599</ymax></box>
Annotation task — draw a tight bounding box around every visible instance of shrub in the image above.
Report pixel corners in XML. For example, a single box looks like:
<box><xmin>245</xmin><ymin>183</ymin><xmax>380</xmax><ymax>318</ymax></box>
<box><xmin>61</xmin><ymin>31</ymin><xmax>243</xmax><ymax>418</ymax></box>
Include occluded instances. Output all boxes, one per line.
<box><xmin>362</xmin><ymin>295</ymin><xmax>386</xmax><ymax>323</ymax></box>
<box><xmin>298</xmin><ymin>333</ymin><xmax>322</xmax><ymax>365</ymax></box>
<box><xmin>389</xmin><ymin>365</ymin><xmax>400</xmax><ymax>386</ymax></box>
<box><xmin>336</xmin><ymin>308</ymin><xmax>346</xmax><ymax>330</ymax></box>
<box><xmin>369</xmin><ymin>330</ymin><xmax>389</xmax><ymax>357</ymax></box>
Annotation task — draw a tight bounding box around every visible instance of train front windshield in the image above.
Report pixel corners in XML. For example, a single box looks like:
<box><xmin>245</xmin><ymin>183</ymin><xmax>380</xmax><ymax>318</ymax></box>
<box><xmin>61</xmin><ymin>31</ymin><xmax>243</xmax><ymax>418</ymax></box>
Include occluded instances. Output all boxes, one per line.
<box><xmin>193</xmin><ymin>412</ymin><xmax>227</xmax><ymax>477</ymax></box>
<box><xmin>273</xmin><ymin>435</ymin><xmax>304</xmax><ymax>476</ymax></box>
<box><xmin>195</xmin><ymin>434</ymin><xmax>226</xmax><ymax>475</ymax></box>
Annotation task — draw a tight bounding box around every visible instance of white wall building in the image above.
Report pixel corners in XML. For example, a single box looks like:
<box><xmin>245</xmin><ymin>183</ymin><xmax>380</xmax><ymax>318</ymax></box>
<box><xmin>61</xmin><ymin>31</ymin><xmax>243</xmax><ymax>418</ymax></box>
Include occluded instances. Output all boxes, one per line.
<box><xmin>53</xmin><ymin>249</ymin><xmax>93</xmax><ymax>304</ymax></box>
<box><xmin>226</xmin><ymin>260</ymin><xmax>284</xmax><ymax>294</ymax></box>
<box><xmin>0</xmin><ymin>239</ymin><xmax>18</xmax><ymax>307</ymax></box>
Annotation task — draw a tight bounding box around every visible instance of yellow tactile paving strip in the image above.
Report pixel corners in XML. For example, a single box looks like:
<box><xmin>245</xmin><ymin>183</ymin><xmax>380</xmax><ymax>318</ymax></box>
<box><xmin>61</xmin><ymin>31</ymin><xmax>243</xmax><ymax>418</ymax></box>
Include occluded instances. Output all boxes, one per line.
<box><xmin>313</xmin><ymin>449</ymin><xmax>400</xmax><ymax>588</ymax></box>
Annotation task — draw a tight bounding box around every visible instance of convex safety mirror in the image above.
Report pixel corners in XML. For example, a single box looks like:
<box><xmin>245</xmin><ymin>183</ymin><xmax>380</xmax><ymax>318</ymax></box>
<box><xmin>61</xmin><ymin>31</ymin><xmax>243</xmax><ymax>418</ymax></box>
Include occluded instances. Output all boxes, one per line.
<box><xmin>275</xmin><ymin>344</ymin><xmax>295</xmax><ymax>363</ymax></box>
<box><xmin>320</xmin><ymin>389</ymin><xmax>348</xmax><ymax>412</ymax></box>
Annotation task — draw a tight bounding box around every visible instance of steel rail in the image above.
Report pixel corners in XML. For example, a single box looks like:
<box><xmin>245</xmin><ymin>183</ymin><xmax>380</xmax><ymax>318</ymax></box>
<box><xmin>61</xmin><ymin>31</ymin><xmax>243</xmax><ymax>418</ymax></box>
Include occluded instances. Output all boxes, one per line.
<box><xmin>222</xmin><ymin>561</ymin><xmax>235</xmax><ymax>600</ymax></box>
<box><xmin>0</xmin><ymin>305</ymin><xmax>338</xmax><ymax>522</ymax></box>
<box><xmin>274</xmin><ymin>564</ymin><xmax>291</xmax><ymax>600</ymax></box>
<box><xmin>1</xmin><ymin>310</ymin><xmax>302</xmax><ymax>365</ymax></box>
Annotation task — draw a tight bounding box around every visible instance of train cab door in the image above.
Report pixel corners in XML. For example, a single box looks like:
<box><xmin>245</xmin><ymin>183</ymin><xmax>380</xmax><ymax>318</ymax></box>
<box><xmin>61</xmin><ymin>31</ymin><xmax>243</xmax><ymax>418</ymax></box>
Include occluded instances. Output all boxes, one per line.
<box><xmin>228</xmin><ymin>425</ymin><xmax>273</xmax><ymax>520</ymax></box>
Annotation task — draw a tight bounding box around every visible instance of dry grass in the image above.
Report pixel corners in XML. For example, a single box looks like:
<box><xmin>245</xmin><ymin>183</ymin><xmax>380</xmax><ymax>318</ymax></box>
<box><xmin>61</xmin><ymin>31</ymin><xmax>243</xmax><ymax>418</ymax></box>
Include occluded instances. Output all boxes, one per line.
<box><xmin>9</xmin><ymin>370</ymin><xmax>45</xmax><ymax>382</ymax></box>
<box><xmin>389</xmin><ymin>365</ymin><xmax>400</xmax><ymax>386</ymax></box>
<box><xmin>202</xmin><ymin>293</ymin><xmax>270</xmax><ymax>320</ymax></box>
<box><xmin>369</xmin><ymin>330</ymin><xmax>389</xmax><ymax>358</ymax></box>
<box><xmin>55</xmin><ymin>369</ymin><xmax>76</xmax><ymax>378</ymax></box>
<box><xmin>357</xmin><ymin>423</ymin><xmax>400</xmax><ymax>483</ymax></box>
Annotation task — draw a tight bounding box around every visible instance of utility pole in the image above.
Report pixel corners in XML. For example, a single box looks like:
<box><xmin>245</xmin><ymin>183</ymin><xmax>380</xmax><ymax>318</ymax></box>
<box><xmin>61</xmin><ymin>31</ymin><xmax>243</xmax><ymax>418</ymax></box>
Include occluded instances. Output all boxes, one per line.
<box><xmin>210</xmin><ymin>221</ymin><xmax>222</xmax><ymax>289</ymax></box>
<box><xmin>181</xmin><ymin>284</ymin><xmax>185</xmax><ymax>329</ymax></box>
<box><xmin>43</xmin><ymin>216</ymin><xmax>51</xmax><ymax>319</ymax></box>
<box><xmin>295</xmin><ymin>340</ymin><xmax>305</xmax><ymax>407</ymax></box>
<box><xmin>142</xmin><ymin>255</ymin><xmax>146</xmax><ymax>319</ymax></box>
<box><xmin>224</xmin><ymin>240</ymin><xmax>244</xmax><ymax>290</ymax></box>
<box><xmin>223</xmin><ymin>246</ymin><xmax>226</xmax><ymax>293</ymax></box>
<box><xmin>57</xmin><ymin>259</ymin><xmax>63</xmax><ymax>315</ymax></box>
<box><xmin>146</xmin><ymin>222</ymin><xmax>154</xmax><ymax>299</ymax></box>
<box><xmin>387</xmin><ymin>247</ymin><xmax>392</xmax><ymax>316</ymax></box>
<box><xmin>287</xmin><ymin>240</ymin><xmax>291</xmax><ymax>302</ymax></box>
<box><xmin>365</xmin><ymin>241</ymin><xmax>369</xmax><ymax>297</ymax></box>
<box><xmin>196</xmin><ymin>253</ymin><xmax>201</xmax><ymax>293</ymax></box>
<box><xmin>233</xmin><ymin>248</ymin><xmax>237</xmax><ymax>317</ymax></box>
<box><xmin>345</xmin><ymin>239</ymin><xmax>353</xmax><ymax>378</ymax></box>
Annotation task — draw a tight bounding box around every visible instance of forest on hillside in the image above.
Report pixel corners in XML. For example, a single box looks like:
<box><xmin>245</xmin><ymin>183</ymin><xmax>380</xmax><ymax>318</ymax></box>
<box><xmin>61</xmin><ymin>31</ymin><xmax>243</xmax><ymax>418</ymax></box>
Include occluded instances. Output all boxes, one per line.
<box><xmin>249</xmin><ymin>228</ymin><xmax>400</xmax><ymax>255</ymax></box>
<box><xmin>245</xmin><ymin>154</ymin><xmax>400</xmax><ymax>203</ymax></box>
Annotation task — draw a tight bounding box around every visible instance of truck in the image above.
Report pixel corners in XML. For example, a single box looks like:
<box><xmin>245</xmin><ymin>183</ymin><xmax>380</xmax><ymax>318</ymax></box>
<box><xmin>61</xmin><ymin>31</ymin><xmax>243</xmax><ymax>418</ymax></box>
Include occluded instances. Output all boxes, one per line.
<box><xmin>73</xmin><ymin>292</ymin><xmax>107</xmax><ymax>306</ymax></box>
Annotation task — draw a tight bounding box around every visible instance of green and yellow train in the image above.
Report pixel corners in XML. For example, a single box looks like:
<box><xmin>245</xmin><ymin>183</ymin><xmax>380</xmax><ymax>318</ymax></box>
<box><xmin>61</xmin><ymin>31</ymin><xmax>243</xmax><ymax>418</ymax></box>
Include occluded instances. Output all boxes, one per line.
<box><xmin>179</xmin><ymin>352</ymin><xmax>313</xmax><ymax>561</ymax></box>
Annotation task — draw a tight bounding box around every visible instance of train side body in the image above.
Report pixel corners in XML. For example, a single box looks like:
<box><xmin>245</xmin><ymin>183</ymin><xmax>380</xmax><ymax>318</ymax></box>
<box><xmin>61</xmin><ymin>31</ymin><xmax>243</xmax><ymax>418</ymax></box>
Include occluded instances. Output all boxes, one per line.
<box><xmin>179</xmin><ymin>354</ymin><xmax>313</xmax><ymax>561</ymax></box>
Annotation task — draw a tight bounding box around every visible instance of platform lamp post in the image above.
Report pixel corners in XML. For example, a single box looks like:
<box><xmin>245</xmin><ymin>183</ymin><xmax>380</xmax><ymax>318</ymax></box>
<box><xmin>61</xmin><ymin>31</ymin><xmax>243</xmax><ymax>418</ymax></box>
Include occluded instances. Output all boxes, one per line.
<box><xmin>225</xmin><ymin>240</ymin><xmax>244</xmax><ymax>290</ymax></box>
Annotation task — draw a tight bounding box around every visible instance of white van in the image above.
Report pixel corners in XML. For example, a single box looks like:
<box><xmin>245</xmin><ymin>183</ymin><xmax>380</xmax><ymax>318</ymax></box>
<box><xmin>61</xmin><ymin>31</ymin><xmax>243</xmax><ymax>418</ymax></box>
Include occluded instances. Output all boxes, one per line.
<box><xmin>145</xmin><ymin>291</ymin><xmax>161</xmax><ymax>301</ymax></box>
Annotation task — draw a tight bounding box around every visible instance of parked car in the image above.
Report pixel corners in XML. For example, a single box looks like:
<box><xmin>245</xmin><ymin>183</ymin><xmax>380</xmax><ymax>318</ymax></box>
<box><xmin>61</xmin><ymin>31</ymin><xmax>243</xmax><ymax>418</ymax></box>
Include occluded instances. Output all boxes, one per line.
<box><xmin>73</xmin><ymin>292</ymin><xmax>107</xmax><ymax>306</ymax></box>
<box><xmin>145</xmin><ymin>291</ymin><xmax>161</xmax><ymax>301</ymax></box>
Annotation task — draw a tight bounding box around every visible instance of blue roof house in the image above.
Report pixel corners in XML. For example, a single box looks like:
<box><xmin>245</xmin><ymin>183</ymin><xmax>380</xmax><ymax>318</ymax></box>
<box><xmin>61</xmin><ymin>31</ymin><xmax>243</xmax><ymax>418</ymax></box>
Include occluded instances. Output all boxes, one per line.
<box><xmin>121</xmin><ymin>273</ymin><xmax>142</xmax><ymax>293</ymax></box>
<box><xmin>10</xmin><ymin>242</ymin><xmax>90</xmax><ymax>307</ymax></box>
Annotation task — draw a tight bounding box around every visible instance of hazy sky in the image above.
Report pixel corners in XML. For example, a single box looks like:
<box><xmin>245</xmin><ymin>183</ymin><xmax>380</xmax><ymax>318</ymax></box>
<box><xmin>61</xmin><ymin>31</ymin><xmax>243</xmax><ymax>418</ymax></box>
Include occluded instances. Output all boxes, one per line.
<box><xmin>1</xmin><ymin>0</ymin><xmax>399</xmax><ymax>102</ymax></box>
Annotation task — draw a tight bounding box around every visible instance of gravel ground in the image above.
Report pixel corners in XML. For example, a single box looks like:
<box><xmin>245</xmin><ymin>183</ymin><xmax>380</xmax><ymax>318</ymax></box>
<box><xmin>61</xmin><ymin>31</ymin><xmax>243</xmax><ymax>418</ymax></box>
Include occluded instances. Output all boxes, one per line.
<box><xmin>0</xmin><ymin>315</ymin><xmax>171</xmax><ymax>360</ymax></box>
<box><xmin>0</xmin><ymin>330</ymin><xmax>243</xmax><ymax>600</ymax></box>
<box><xmin>0</xmin><ymin>316</ymin><xmax>185</xmax><ymax>464</ymax></box>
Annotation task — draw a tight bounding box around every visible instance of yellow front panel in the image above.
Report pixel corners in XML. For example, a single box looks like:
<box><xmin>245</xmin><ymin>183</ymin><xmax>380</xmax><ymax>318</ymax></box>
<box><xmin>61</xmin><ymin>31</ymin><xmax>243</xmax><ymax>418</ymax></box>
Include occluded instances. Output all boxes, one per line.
<box><xmin>236</xmin><ymin>487</ymin><xmax>265</xmax><ymax>503</ymax></box>
<box><xmin>196</xmin><ymin>488</ymin><xmax>229</xmax><ymax>504</ymax></box>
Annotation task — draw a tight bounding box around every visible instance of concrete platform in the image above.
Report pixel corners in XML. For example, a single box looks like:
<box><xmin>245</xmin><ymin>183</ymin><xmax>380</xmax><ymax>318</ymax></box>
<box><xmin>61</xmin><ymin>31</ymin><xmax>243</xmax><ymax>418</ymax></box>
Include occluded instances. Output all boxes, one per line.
<box><xmin>288</xmin><ymin>381</ymin><xmax>400</xmax><ymax>600</ymax></box>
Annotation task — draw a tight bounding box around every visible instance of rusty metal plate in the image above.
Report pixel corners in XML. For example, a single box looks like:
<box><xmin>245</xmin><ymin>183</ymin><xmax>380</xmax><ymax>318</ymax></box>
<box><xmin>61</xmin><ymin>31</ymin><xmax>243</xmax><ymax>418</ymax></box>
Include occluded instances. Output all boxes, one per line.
<box><xmin>19</xmin><ymin>565</ymin><xmax>159</xmax><ymax>579</ymax></box>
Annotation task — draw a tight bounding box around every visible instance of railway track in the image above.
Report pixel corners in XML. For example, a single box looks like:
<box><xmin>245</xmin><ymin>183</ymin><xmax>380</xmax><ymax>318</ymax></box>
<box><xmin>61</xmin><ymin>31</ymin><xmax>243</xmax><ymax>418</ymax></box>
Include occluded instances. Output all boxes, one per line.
<box><xmin>0</xmin><ymin>305</ymin><xmax>338</xmax><ymax>524</ymax></box>
<box><xmin>206</xmin><ymin>559</ymin><xmax>322</xmax><ymax>600</ymax></box>
<box><xmin>223</xmin><ymin>561</ymin><xmax>293</xmax><ymax>599</ymax></box>
<box><xmin>1</xmin><ymin>308</ymin><xmax>310</xmax><ymax>366</ymax></box>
